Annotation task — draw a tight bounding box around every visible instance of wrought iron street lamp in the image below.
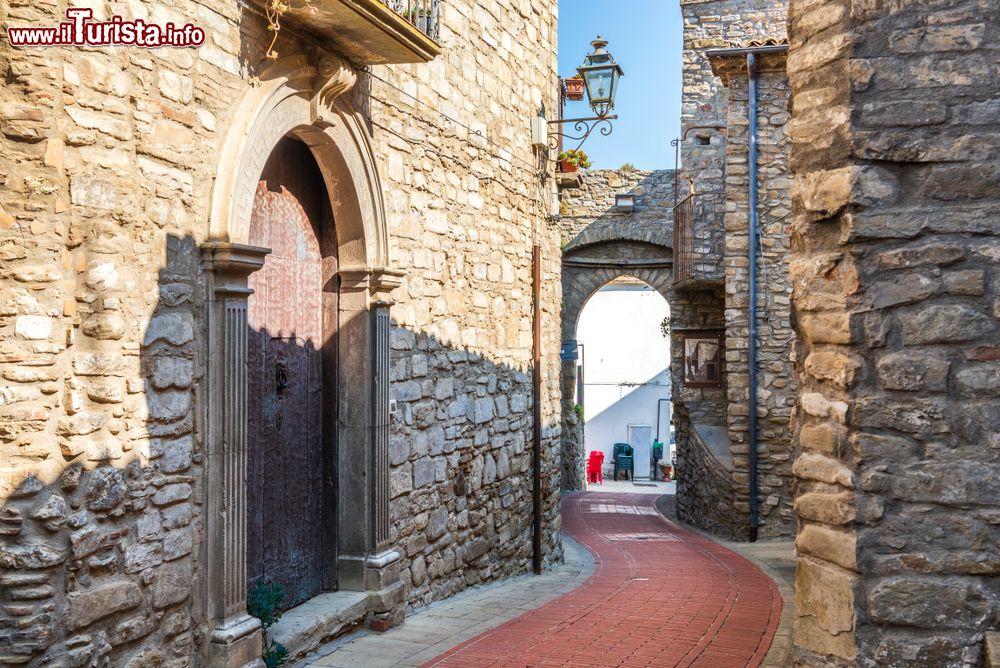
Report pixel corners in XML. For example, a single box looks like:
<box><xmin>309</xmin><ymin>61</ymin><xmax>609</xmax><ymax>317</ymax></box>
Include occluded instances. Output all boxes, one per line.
<box><xmin>577</xmin><ymin>36</ymin><xmax>624</xmax><ymax>118</ymax></box>
<box><xmin>533</xmin><ymin>36</ymin><xmax>625</xmax><ymax>168</ymax></box>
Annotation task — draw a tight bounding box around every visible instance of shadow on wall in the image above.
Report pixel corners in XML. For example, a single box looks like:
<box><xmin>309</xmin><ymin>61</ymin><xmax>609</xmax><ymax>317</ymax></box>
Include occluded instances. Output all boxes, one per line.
<box><xmin>0</xmin><ymin>234</ymin><xmax>561</xmax><ymax>665</ymax></box>
<box><xmin>387</xmin><ymin>326</ymin><xmax>563</xmax><ymax>607</ymax></box>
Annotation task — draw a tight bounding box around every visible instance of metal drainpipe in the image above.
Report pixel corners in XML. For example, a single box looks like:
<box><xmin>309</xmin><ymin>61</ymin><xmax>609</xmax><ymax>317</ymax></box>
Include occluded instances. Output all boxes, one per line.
<box><xmin>532</xmin><ymin>244</ymin><xmax>543</xmax><ymax>574</ymax></box>
<box><xmin>747</xmin><ymin>52</ymin><xmax>760</xmax><ymax>543</ymax></box>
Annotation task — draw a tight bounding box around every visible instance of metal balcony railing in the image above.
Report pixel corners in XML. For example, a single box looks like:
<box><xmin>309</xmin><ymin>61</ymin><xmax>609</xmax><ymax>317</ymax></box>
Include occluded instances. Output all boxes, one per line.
<box><xmin>672</xmin><ymin>193</ymin><xmax>723</xmax><ymax>286</ymax></box>
<box><xmin>384</xmin><ymin>0</ymin><xmax>441</xmax><ymax>40</ymax></box>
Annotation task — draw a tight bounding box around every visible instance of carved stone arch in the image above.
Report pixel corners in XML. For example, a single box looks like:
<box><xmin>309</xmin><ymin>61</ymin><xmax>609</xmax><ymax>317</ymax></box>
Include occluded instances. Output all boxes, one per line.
<box><xmin>208</xmin><ymin>54</ymin><xmax>390</xmax><ymax>275</ymax></box>
<box><xmin>201</xmin><ymin>52</ymin><xmax>400</xmax><ymax>668</ymax></box>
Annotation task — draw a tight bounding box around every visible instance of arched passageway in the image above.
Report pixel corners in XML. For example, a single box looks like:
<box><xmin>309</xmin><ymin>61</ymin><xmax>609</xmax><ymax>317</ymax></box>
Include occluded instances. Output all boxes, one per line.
<box><xmin>559</xmin><ymin>237</ymin><xmax>673</xmax><ymax>490</ymax></box>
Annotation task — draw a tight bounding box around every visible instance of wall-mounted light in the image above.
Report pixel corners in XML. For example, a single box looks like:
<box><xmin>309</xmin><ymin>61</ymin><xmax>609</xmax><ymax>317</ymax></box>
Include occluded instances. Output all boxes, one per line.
<box><xmin>615</xmin><ymin>193</ymin><xmax>635</xmax><ymax>213</ymax></box>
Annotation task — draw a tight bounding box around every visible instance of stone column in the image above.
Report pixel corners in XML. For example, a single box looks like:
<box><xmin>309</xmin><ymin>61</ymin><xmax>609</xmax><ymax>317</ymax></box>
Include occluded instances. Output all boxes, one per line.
<box><xmin>336</xmin><ymin>270</ymin><xmax>403</xmax><ymax>600</ymax></box>
<box><xmin>201</xmin><ymin>242</ymin><xmax>270</xmax><ymax>668</ymax></box>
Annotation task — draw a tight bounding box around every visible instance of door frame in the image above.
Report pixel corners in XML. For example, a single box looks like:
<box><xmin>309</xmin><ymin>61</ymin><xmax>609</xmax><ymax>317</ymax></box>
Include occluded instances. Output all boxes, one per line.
<box><xmin>201</xmin><ymin>52</ymin><xmax>403</xmax><ymax>668</ymax></box>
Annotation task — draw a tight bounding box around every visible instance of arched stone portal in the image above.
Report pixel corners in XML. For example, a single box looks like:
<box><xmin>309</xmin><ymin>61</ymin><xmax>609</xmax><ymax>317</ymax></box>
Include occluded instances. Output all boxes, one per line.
<box><xmin>200</xmin><ymin>53</ymin><xmax>402</xmax><ymax>667</ymax></box>
<box><xmin>560</xmin><ymin>239</ymin><xmax>673</xmax><ymax>490</ymax></box>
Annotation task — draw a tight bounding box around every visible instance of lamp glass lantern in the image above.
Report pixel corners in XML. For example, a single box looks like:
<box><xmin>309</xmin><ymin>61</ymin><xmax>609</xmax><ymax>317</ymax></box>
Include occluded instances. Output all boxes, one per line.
<box><xmin>577</xmin><ymin>36</ymin><xmax>624</xmax><ymax>118</ymax></box>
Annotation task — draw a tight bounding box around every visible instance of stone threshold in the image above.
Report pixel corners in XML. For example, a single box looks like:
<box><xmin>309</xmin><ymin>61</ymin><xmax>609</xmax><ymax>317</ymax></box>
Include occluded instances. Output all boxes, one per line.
<box><xmin>270</xmin><ymin>591</ymin><xmax>372</xmax><ymax>663</ymax></box>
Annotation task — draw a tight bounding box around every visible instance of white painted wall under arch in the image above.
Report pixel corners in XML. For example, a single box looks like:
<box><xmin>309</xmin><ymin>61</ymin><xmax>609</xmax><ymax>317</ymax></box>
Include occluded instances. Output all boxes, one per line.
<box><xmin>576</xmin><ymin>278</ymin><xmax>671</xmax><ymax>479</ymax></box>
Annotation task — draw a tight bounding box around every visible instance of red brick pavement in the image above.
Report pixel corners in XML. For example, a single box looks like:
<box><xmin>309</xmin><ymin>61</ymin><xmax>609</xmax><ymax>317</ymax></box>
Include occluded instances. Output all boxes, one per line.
<box><xmin>420</xmin><ymin>492</ymin><xmax>781</xmax><ymax>668</ymax></box>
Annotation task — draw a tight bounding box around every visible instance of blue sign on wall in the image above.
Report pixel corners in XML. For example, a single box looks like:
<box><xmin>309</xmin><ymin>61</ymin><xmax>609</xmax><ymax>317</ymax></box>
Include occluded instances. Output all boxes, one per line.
<box><xmin>560</xmin><ymin>339</ymin><xmax>579</xmax><ymax>361</ymax></box>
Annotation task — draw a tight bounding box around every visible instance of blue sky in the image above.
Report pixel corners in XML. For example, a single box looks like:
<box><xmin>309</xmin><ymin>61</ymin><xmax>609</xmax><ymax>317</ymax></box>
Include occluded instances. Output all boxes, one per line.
<box><xmin>558</xmin><ymin>1</ymin><xmax>682</xmax><ymax>171</ymax></box>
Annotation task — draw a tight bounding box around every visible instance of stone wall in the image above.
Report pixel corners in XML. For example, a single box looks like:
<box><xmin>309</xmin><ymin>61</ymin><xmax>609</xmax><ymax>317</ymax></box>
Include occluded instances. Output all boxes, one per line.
<box><xmin>718</xmin><ymin>61</ymin><xmax>795</xmax><ymax>539</ymax></box>
<box><xmin>673</xmin><ymin>0</ymin><xmax>793</xmax><ymax>542</ymax></box>
<box><xmin>788</xmin><ymin>0</ymin><xmax>1000</xmax><ymax>664</ymax></box>
<box><xmin>559</xmin><ymin>169</ymin><xmax>675</xmax><ymax>251</ymax></box>
<box><xmin>373</xmin><ymin>0</ymin><xmax>564</xmax><ymax>610</ymax></box>
<box><xmin>671</xmin><ymin>287</ymin><xmax>731</xmax><ymax>533</ymax></box>
<box><xmin>0</xmin><ymin>0</ymin><xmax>561</xmax><ymax>664</ymax></box>
<box><xmin>678</xmin><ymin>0</ymin><xmax>788</xmax><ymax>279</ymax></box>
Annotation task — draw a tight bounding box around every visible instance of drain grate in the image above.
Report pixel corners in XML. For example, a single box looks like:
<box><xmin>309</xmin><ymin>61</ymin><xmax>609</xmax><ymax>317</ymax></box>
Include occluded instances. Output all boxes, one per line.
<box><xmin>584</xmin><ymin>504</ymin><xmax>661</xmax><ymax>515</ymax></box>
<box><xmin>605</xmin><ymin>533</ymin><xmax>680</xmax><ymax>542</ymax></box>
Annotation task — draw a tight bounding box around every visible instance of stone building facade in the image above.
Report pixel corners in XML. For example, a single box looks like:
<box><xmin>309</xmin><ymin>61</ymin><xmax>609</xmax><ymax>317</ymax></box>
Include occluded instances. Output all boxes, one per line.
<box><xmin>556</xmin><ymin>169</ymin><xmax>675</xmax><ymax>490</ymax></box>
<box><xmin>671</xmin><ymin>0</ymin><xmax>795</xmax><ymax>541</ymax></box>
<box><xmin>787</xmin><ymin>0</ymin><xmax>1000</xmax><ymax>664</ymax></box>
<box><xmin>0</xmin><ymin>0</ymin><xmax>563</xmax><ymax>665</ymax></box>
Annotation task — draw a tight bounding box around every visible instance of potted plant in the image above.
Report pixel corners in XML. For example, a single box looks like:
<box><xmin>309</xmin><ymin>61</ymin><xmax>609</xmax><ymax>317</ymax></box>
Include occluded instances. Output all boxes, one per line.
<box><xmin>403</xmin><ymin>5</ymin><xmax>432</xmax><ymax>33</ymax></box>
<box><xmin>558</xmin><ymin>149</ymin><xmax>591</xmax><ymax>173</ymax></box>
<box><xmin>565</xmin><ymin>75</ymin><xmax>585</xmax><ymax>101</ymax></box>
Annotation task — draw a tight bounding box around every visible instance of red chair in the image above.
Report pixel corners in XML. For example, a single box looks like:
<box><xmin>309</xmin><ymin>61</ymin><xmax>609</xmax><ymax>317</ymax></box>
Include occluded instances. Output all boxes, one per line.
<box><xmin>587</xmin><ymin>451</ymin><xmax>604</xmax><ymax>484</ymax></box>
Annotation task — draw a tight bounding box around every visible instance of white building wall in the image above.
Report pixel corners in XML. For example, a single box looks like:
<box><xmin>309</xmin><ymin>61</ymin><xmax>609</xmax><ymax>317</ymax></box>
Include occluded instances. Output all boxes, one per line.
<box><xmin>576</xmin><ymin>281</ymin><xmax>671</xmax><ymax>478</ymax></box>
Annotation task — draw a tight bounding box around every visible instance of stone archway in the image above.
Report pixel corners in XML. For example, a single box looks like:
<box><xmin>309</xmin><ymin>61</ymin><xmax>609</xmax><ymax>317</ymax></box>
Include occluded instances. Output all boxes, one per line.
<box><xmin>560</xmin><ymin>239</ymin><xmax>673</xmax><ymax>490</ymax></box>
<box><xmin>200</xmin><ymin>53</ymin><xmax>401</xmax><ymax>667</ymax></box>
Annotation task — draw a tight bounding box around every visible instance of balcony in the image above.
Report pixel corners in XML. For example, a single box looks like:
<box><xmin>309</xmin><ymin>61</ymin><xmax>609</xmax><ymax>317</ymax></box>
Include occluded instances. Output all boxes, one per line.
<box><xmin>672</xmin><ymin>193</ymin><xmax>724</xmax><ymax>289</ymax></box>
<box><xmin>262</xmin><ymin>0</ymin><xmax>442</xmax><ymax>64</ymax></box>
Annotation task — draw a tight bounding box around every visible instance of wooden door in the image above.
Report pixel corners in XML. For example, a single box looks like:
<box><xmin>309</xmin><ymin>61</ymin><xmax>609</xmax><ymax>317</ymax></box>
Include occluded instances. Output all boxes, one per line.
<box><xmin>246</xmin><ymin>137</ymin><xmax>334</xmax><ymax>609</ymax></box>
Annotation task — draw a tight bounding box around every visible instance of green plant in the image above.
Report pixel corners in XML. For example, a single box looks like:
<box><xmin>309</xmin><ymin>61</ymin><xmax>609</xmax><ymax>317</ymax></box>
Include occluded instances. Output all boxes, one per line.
<box><xmin>620</xmin><ymin>162</ymin><xmax>636</xmax><ymax>172</ymax></box>
<box><xmin>557</xmin><ymin>149</ymin><xmax>591</xmax><ymax>170</ymax></box>
<box><xmin>660</xmin><ymin>316</ymin><xmax>670</xmax><ymax>340</ymax></box>
<box><xmin>248</xmin><ymin>581</ymin><xmax>289</xmax><ymax>668</ymax></box>
<box><xmin>573</xmin><ymin>403</ymin><xmax>585</xmax><ymax>425</ymax></box>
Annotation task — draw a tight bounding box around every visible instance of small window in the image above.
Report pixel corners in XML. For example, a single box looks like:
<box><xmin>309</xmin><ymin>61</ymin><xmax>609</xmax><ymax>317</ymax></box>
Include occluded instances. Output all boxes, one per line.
<box><xmin>695</xmin><ymin>134</ymin><xmax>711</xmax><ymax>146</ymax></box>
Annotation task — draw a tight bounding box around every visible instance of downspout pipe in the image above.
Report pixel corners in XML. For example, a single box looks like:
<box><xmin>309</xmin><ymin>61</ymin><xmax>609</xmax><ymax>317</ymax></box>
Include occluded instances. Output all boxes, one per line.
<box><xmin>532</xmin><ymin>244</ymin><xmax>543</xmax><ymax>574</ymax></box>
<box><xmin>747</xmin><ymin>52</ymin><xmax>760</xmax><ymax>543</ymax></box>
<box><xmin>656</xmin><ymin>398</ymin><xmax>670</xmax><ymax>442</ymax></box>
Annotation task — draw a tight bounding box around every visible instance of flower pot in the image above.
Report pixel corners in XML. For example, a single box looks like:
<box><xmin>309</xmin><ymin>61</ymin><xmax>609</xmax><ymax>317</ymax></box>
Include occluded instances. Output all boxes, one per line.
<box><xmin>559</xmin><ymin>159</ymin><xmax>578</xmax><ymax>173</ymax></box>
<box><xmin>565</xmin><ymin>78</ymin><xmax>585</xmax><ymax>101</ymax></box>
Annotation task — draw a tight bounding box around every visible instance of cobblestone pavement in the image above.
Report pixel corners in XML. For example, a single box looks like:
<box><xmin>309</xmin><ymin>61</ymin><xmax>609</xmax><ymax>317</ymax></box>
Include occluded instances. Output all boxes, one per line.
<box><xmin>301</xmin><ymin>491</ymin><xmax>784</xmax><ymax>667</ymax></box>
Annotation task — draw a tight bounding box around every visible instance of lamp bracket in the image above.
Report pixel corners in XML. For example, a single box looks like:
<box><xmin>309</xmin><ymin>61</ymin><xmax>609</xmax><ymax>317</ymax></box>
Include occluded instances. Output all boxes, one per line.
<box><xmin>542</xmin><ymin>114</ymin><xmax>618</xmax><ymax>166</ymax></box>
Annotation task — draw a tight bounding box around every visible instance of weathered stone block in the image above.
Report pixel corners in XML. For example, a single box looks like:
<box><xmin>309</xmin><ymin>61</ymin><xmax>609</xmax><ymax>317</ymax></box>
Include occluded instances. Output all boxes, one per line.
<box><xmin>878</xmin><ymin>243</ymin><xmax>964</xmax><ymax>269</ymax></box>
<box><xmin>794</xmin><ymin>453</ymin><xmax>853</xmax><ymax>487</ymax></box>
<box><xmin>795</xmin><ymin>557</ymin><xmax>856</xmax><ymax>659</ymax></box>
<box><xmin>901</xmin><ymin>304</ymin><xmax>996</xmax><ymax>346</ymax></box>
<box><xmin>0</xmin><ymin>542</ymin><xmax>67</xmax><ymax>570</ymax></box>
<box><xmin>868</xmin><ymin>577</ymin><xmax>990</xmax><ymax>629</ymax></box>
<box><xmin>67</xmin><ymin>581</ymin><xmax>142</xmax><ymax>630</ymax></box>
<box><xmin>876</xmin><ymin>352</ymin><xmax>949</xmax><ymax>391</ymax></box>
<box><xmin>81</xmin><ymin>313</ymin><xmax>126</xmax><ymax>340</ymax></box>
<box><xmin>143</xmin><ymin>312</ymin><xmax>194</xmax><ymax>347</ymax></box>
<box><xmin>796</xmin><ymin>491</ymin><xmax>856</xmax><ymax>525</ymax></box>
<box><xmin>954</xmin><ymin>363</ymin><xmax>1000</xmax><ymax>397</ymax></box>
<box><xmin>14</xmin><ymin>316</ymin><xmax>53</xmax><ymax>341</ymax></box>
<box><xmin>804</xmin><ymin>351</ymin><xmax>861</xmax><ymax>388</ymax></box>
<box><xmin>85</xmin><ymin>467</ymin><xmax>127</xmax><ymax>511</ymax></box>
<box><xmin>151</xmin><ymin>559</ymin><xmax>192</xmax><ymax>609</ymax></box>
<box><xmin>796</xmin><ymin>524</ymin><xmax>857</xmax><ymax>571</ymax></box>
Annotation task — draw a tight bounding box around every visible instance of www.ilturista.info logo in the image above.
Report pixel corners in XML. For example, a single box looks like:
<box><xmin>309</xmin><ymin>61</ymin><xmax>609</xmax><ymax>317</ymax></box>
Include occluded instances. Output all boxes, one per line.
<box><xmin>7</xmin><ymin>8</ymin><xmax>206</xmax><ymax>48</ymax></box>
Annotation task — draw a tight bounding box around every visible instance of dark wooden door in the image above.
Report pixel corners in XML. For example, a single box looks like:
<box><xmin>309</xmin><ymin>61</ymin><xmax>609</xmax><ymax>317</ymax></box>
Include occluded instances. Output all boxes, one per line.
<box><xmin>247</xmin><ymin>137</ymin><xmax>333</xmax><ymax>609</ymax></box>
